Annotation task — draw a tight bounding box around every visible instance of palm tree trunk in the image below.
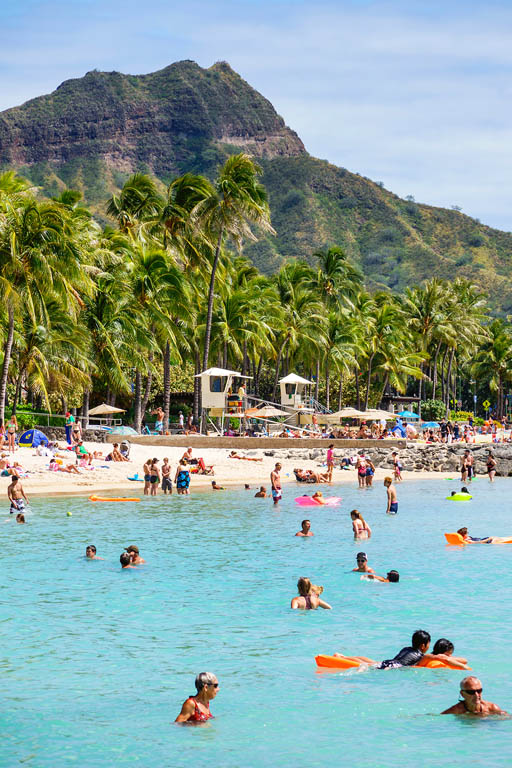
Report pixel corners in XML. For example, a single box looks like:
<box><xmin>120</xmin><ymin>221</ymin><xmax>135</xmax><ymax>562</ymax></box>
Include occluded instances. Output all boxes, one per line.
<box><xmin>432</xmin><ymin>342</ymin><xmax>441</xmax><ymax>400</ymax></box>
<box><xmin>193</xmin><ymin>350</ymin><xmax>201</xmax><ymax>424</ymax></box>
<box><xmin>315</xmin><ymin>358</ymin><xmax>320</xmax><ymax>401</ymax></box>
<box><xmin>337</xmin><ymin>374</ymin><xmax>343</xmax><ymax>410</ymax></box>
<box><xmin>445</xmin><ymin>349</ymin><xmax>454</xmax><ymax>415</ymax></box>
<box><xmin>325</xmin><ymin>357</ymin><xmax>330</xmax><ymax>411</ymax></box>
<box><xmin>272</xmin><ymin>335</ymin><xmax>289</xmax><ymax>401</ymax></box>
<box><xmin>355</xmin><ymin>363</ymin><xmax>360</xmax><ymax>410</ymax></box>
<box><xmin>163</xmin><ymin>342</ymin><xmax>171</xmax><ymax>432</ymax></box>
<box><xmin>256</xmin><ymin>355</ymin><xmax>263</xmax><ymax>397</ymax></box>
<box><xmin>0</xmin><ymin>305</ymin><xmax>15</xmax><ymax>424</ymax></box>
<box><xmin>378</xmin><ymin>372</ymin><xmax>389</xmax><ymax>406</ymax></box>
<box><xmin>134</xmin><ymin>370</ymin><xmax>142</xmax><ymax>433</ymax></box>
<box><xmin>202</xmin><ymin>228</ymin><xmax>224</xmax><ymax>371</ymax></box>
<box><xmin>242</xmin><ymin>339</ymin><xmax>248</xmax><ymax>378</ymax></box>
<box><xmin>141</xmin><ymin>352</ymin><xmax>154</xmax><ymax>425</ymax></box>
<box><xmin>418</xmin><ymin>362</ymin><xmax>423</xmax><ymax>418</ymax></box>
<box><xmin>82</xmin><ymin>390</ymin><xmax>90</xmax><ymax>431</ymax></box>
<box><xmin>440</xmin><ymin>347</ymin><xmax>448</xmax><ymax>403</ymax></box>
<box><xmin>364</xmin><ymin>353</ymin><xmax>375</xmax><ymax>410</ymax></box>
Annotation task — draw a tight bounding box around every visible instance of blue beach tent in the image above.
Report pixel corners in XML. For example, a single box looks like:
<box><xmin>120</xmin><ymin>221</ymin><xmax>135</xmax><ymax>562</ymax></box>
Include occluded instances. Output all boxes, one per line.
<box><xmin>18</xmin><ymin>428</ymin><xmax>49</xmax><ymax>448</ymax></box>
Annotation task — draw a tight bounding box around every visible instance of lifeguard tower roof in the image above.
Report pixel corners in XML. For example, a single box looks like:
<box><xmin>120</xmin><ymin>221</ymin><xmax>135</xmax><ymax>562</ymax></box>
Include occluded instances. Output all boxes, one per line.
<box><xmin>278</xmin><ymin>373</ymin><xmax>313</xmax><ymax>385</ymax></box>
<box><xmin>194</xmin><ymin>367</ymin><xmax>252</xmax><ymax>378</ymax></box>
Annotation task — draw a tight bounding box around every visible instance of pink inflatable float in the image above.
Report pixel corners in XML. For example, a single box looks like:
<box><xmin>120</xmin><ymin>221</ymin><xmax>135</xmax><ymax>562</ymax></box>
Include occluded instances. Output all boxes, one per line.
<box><xmin>295</xmin><ymin>496</ymin><xmax>342</xmax><ymax>507</ymax></box>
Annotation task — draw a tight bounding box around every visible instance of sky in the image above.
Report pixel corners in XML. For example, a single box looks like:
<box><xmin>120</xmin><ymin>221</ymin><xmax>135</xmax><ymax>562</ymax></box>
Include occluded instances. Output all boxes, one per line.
<box><xmin>1</xmin><ymin>0</ymin><xmax>511</xmax><ymax>230</ymax></box>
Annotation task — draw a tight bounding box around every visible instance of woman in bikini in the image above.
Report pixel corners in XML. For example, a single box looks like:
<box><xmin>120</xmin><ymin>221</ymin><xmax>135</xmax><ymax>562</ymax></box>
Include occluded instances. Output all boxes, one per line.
<box><xmin>356</xmin><ymin>455</ymin><xmax>367</xmax><ymax>488</ymax></box>
<box><xmin>7</xmin><ymin>414</ymin><xmax>17</xmax><ymax>454</ymax></box>
<box><xmin>175</xmin><ymin>672</ymin><xmax>219</xmax><ymax>723</ymax></box>
<box><xmin>350</xmin><ymin>509</ymin><xmax>372</xmax><ymax>538</ymax></box>
<box><xmin>487</xmin><ymin>451</ymin><xmax>497</xmax><ymax>483</ymax></box>
<box><xmin>149</xmin><ymin>458</ymin><xmax>160</xmax><ymax>496</ymax></box>
<box><xmin>291</xmin><ymin>577</ymin><xmax>332</xmax><ymax>609</ymax></box>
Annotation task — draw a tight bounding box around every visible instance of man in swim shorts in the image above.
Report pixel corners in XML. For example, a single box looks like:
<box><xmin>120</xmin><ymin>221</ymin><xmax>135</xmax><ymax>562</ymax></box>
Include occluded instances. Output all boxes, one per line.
<box><xmin>8</xmin><ymin>475</ymin><xmax>28</xmax><ymax>515</ymax></box>
<box><xmin>125</xmin><ymin>545</ymin><xmax>146</xmax><ymax>565</ymax></box>
<box><xmin>295</xmin><ymin>519</ymin><xmax>314</xmax><ymax>537</ymax></box>
<box><xmin>271</xmin><ymin>463</ymin><xmax>282</xmax><ymax>505</ymax></box>
<box><xmin>442</xmin><ymin>677</ymin><xmax>508</xmax><ymax>716</ymax></box>
<box><xmin>384</xmin><ymin>476</ymin><xmax>398</xmax><ymax>514</ymax></box>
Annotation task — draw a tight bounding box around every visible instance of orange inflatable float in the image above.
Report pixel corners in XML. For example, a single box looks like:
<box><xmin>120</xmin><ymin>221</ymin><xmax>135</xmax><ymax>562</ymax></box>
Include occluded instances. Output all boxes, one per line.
<box><xmin>445</xmin><ymin>532</ymin><xmax>512</xmax><ymax>545</ymax></box>
<box><xmin>89</xmin><ymin>495</ymin><xmax>140</xmax><ymax>502</ymax></box>
<box><xmin>315</xmin><ymin>654</ymin><xmax>469</xmax><ymax>670</ymax></box>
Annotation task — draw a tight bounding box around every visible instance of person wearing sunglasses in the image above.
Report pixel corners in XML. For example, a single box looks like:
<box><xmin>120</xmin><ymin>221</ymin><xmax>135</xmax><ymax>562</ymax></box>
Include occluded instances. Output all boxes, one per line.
<box><xmin>352</xmin><ymin>552</ymin><xmax>375</xmax><ymax>573</ymax></box>
<box><xmin>175</xmin><ymin>672</ymin><xmax>219</xmax><ymax>723</ymax></box>
<box><xmin>442</xmin><ymin>677</ymin><xmax>508</xmax><ymax>716</ymax></box>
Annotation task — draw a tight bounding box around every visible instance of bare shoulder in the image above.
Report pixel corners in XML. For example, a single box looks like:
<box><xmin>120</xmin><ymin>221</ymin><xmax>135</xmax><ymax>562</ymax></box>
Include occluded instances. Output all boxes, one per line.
<box><xmin>441</xmin><ymin>703</ymin><xmax>465</xmax><ymax>715</ymax></box>
<box><xmin>488</xmin><ymin>702</ymin><xmax>508</xmax><ymax>715</ymax></box>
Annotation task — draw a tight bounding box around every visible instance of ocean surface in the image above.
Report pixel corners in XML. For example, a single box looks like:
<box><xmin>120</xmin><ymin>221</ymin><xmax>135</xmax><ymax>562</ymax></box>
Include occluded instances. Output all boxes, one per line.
<box><xmin>1</xmin><ymin>475</ymin><xmax>511</xmax><ymax>766</ymax></box>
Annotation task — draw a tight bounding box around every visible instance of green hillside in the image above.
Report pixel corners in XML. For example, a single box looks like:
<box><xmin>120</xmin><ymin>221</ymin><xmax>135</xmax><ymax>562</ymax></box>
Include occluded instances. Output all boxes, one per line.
<box><xmin>1</xmin><ymin>60</ymin><xmax>511</xmax><ymax>311</ymax></box>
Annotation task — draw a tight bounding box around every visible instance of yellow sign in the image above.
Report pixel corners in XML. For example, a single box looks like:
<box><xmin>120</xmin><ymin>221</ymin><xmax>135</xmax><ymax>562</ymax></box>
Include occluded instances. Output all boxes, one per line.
<box><xmin>483</xmin><ymin>400</ymin><xmax>490</xmax><ymax>409</ymax></box>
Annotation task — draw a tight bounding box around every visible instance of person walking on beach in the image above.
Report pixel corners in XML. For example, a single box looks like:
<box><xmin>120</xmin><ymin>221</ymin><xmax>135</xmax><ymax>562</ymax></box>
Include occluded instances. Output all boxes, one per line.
<box><xmin>161</xmin><ymin>458</ymin><xmax>172</xmax><ymax>494</ymax></box>
<box><xmin>326</xmin><ymin>444</ymin><xmax>335</xmax><ymax>481</ymax></box>
<box><xmin>384</xmin><ymin>476</ymin><xmax>398</xmax><ymax>514</ymax></box>
<box><xmin>8</xmin><ymin>475</ymin><xmax>28</xmax><ymax>515</ymax></box>
<box><xmin>65</xmin><ymin>412</ymin><xmax>75</xmax><ymax>445</ymax></box>
<box><xmin>271</xmin><ymin>462</ymin><xmax>282</xmax><ymax>505</ymax></box>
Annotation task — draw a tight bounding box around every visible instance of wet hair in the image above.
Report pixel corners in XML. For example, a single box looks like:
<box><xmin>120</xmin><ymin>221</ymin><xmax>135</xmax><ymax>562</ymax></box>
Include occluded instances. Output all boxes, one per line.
<box><xmin>195</xmin><ymin>672</ymin><xmax>217</xmax><ymax>691</ymax></box>
<box><xmin>433</xmin><ymin>638</ymin><xmax>454</xmax><ymax>655</ymax></box>
<box><xmin>301</xmin><ymin>519</ymin><xmax>310</xmax><ymax>527</ymax></box>
<box><xmin>457</xmin><ymin>527</ymin><xmax>468</xmax><ymax>536</ymax></box>
<box><xmin>86</xmin><ymin>545</ymin><xmax>97</xmax><ymax>553</ymax></box>
<box><xmin>461</xmin><ymin>487</ymin><xmax>469</xmax><ymax>494</ymax></box>
<box><xmin>412</xmin><ymin>629</ymin><xmax>431</xmax><ymax>649</ymax></box>
<box><xmin>387</xmin><ymin>570</ymin><xmax>399</xmax><ymax>582</ymax></box>
<box><xmin>297</xmin><ymin>577</ymin><xmax>312</xmax><ymax>597</ymax></box>
<box><xmin>384</xmin><ymin>476</ymin><xmax>392</xmax><ymax>486</ymax></box>
<box><xmin>350</xmin><ymin>509</ymin><xmax>368</xmax><ymax>526</ymax></box>
<box><xmin>311</xmin><ymin>584</ymin><xmax>323</xmax><ymax>595</ymax></box>
<box><xmin>120</xmin><ymin>553</ymin><xmax>131</xmax><ymax>566</ymax></box>
<box><xmin>16</xmin><ymin>513</ymin><xmax>25</xmax><ymax>523</ymax></box>
<box><xmin>450</xmin><ymin>491</ymin><xmax>456</xmax><ymax>496</ymax></box>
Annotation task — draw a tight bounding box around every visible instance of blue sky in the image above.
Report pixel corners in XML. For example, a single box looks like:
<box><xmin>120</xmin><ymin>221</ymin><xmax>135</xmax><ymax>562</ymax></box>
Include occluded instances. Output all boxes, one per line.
<box><xmin>1</xmin><ymin>0</ymin><xmax>511</xmax><ymax>231</ymax></box>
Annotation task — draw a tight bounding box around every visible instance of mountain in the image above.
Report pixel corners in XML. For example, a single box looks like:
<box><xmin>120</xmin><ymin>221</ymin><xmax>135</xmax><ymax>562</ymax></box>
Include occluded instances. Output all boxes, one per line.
<box><xmin>1</xmin><ymin>60</ymin><xmax>512</xmax><ymax>311</ymax></box>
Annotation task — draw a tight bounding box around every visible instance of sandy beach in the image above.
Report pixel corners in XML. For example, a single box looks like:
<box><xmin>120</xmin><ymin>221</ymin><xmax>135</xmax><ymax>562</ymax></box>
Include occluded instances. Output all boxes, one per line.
<box><xmin>1</xmin><ymin>440</ymin><xmax>461</xmax><ymax>500</ymax></box>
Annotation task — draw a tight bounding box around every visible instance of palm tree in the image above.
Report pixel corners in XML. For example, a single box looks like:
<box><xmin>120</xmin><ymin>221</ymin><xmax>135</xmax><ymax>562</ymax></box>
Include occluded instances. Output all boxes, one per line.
<box><xmin>194</xmin><ymin>154</ymin><xmax>275</xmax><ymax>371</ymax></box>
<box><xmin>472</xmin><ymin>319</ymin><xmax>512</xmax><ymax>418</ymax></box>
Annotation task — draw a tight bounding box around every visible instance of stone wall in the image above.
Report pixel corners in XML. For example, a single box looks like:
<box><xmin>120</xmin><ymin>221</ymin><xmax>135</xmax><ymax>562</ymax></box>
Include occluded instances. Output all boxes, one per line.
<box><xmin>36</xmin><ymin>426</ymin><xmax>109</xmax><ymax>443</ymax></box>
<box><xmin>363</xmin><ymin>443</ymin><xmax>510</xmax><ymax>476</ymax></box>
<box><xmin>105</xmin><ymin>435</ymin><xmax>407</xmax><ymax>450</ymax></box>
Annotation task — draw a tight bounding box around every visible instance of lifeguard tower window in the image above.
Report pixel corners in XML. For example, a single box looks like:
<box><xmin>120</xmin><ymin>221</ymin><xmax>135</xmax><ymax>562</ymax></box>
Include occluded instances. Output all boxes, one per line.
<box><xmin>210</xmin><ymin>377</ymin><xmax>226</xmax><ymax>393</ymax></box>
<box><xmin>285</xmin><ymin>384</ymin><xmax>295</xmax><ymax>396</ymax></box>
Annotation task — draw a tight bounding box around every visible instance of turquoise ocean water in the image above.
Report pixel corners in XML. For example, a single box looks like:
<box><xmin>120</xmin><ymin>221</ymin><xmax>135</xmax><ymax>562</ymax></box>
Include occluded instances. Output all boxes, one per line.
<box><xmin>1</xmin><ymin>476</ymin><xmax>511</xmax><ymax>766</ymax></box>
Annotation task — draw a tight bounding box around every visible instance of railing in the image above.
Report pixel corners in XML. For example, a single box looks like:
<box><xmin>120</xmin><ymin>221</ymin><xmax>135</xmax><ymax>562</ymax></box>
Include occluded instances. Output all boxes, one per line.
<box><xmin>9</xmin><ymin>411</ymin><xmax>123</xmax><ymax>428</ymax></box>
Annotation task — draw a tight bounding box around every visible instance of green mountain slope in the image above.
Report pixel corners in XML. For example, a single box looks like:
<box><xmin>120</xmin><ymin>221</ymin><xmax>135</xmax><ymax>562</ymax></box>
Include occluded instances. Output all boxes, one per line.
<box><xmin>1</xmin><ymin>60</ymin><xmax>511</xmax><ymax>310</ymax></box>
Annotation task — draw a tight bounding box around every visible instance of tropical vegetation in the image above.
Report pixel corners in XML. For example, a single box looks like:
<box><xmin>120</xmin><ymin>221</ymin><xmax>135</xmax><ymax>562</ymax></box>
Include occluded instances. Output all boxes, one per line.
<box><xmin>0</xmin><ymin>155</ymin><xmax>510</xmax><ymax>431</ymax></box>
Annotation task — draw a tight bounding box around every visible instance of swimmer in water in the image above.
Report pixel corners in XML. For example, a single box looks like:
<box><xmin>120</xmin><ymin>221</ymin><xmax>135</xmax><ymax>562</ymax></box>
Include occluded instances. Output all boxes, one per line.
<box><xmin>85</xmin><ymin>545</ymin><xmax>104</xmax><ymax>560</ymax></box>
<box><xmin>291</xmin><ymin>577</ymin><xmax>332</xmax><ymax>609</ymax></box>
<box><xmin>175</xmin><ymin>672</ymin><xmax>219</xmax><ymax>723</ymax></box>
<box><xmin>365</xmin><ymin>570</ymin><xmax>400</xmax><ymax>583</ymax></box>
<box><xmin>16</xmin><ymin>513</ymin><xmax>25</xmax><ymax>524</ymax></box>
<box><xmin>125</xmin><ymin>545</ymin><xmax>146</xmax><ymax>564</ymax></box>
<box><xmin>378</xmin><ymin>630</ymin><xmax>469</xmax><ymax>670</ymax></box>
<box><xmin>352</xmin><ymin>552</ymin><xmax>375</xmax><ymax>573</ymax></box>
<box><xmin>312</xmin><ymin>491</ymin><xmax>325</xmax><ymax>504</ymax></box>
<box><xmin>442</xmin><ymin>677</ymin><xmax>508</xmax><ymax>716</ymax></box>
<box><xmin>120</xmin><ymin>552</ymin><xmax>135</xmax><ymax>569</ymax></box>
<box><xmin>457</xmin><ymin>526</ymin><xmax>511</xmax><ymax>544</ymax></box>
<box><xmin>432</xmin><ymin>638</ymin><xmax>467</xmax><ymax>667</ymax></box>
<box><xmin>211</xmin><ymin>481</ymin><xmax>225</xmax><ymax>490</ymax></box>
<box><xmin>254</xmin><ymin>486</ymin><xmax>267</xmax><ymax>497</ymax></box>
<box><xmin>384</xmin><ymin>477</ymin><xmax>398</xmax><ymax>514</ymax></box>
<box><xmin>350</xmin><ymin>510</ymin><xmax>371</xmax><ymax>538</ymax></box>
<box><xmin>295</xmin><ymin>519</ymin><xmax>314</xmax><ymax>537</ymax></box>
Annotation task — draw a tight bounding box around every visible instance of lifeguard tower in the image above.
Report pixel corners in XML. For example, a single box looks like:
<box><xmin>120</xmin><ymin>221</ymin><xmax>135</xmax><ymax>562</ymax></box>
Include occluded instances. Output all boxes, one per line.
<box><xmin>195</xmin><ymin>367</ymin><xmax>252</xmax><ymax>433</ymax></box>
<box><xmin>278</xmin><ymin>373</ymin><xmax>314</xmax><ymax>425</ymax></box>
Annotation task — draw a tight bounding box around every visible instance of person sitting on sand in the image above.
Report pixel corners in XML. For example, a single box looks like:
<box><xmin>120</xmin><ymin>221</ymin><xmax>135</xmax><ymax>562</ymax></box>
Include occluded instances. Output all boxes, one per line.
<box><xmin>175</xmin><ymin>672</ymin><xmax>219</xmax><ymax>723</ymax></box>
<box><xmin>291</xmin><ymin>577</ymin><xmax>332</xmax><ymax>610</ymax></box>
<box><xmin>352</xmin><ymin>552</ymin><xmax>375</xmax><ymax>573</ymax></box>
<box><xmin>85</xmin><ymin>545</ymin><xmax>104</xmax><ymax>560</ymax></box>
<box><xmin>181</xmin><ymin>447</ymin><xmax>213</xmax><ymax>474</ymax></box>
<box><xmin>351</xmin><ymin>509</ymin><xmax>372</xmax><ymax>538</ymax></box>
<box><xmin>254</xmin><ymin>486</ymin><xmax>267</xmax><ymax>498</ymax></box>
<box><xmin>120</xmin><ymin>552</ymin><xmax>135</xmax><ymax>569</ymax></box>
<box><xmin>228</xmin><ymin>451</ymin><xmax>263</xmax><ymax>462</ymax></box>
<box><xmin>211</xmin><ymin>481</ymin><xmax>225</xmax><ymax>490</ymax></box>
<box><xmin>295</xmin><ymin>519</ymin><xmax>314</xmax><ymax>537</ymax></box>
<box><xmin>49</xmin><ymin>458</ymin><xmax>81</xmax><ymax>474</ymax></box>
<box><xmin>125</xmin><ymin>545</ymin><xmax>145</xmax><ymax>564</ymax></box>
<box><xmin>106</xmin><ymin>443</ymin><xmax>129</xmax><ymax>462</ymax></box>
<box><xmin>441</xmin><ymin>677</ymin><xmax>508</xmax><ymax>716</ymax></box>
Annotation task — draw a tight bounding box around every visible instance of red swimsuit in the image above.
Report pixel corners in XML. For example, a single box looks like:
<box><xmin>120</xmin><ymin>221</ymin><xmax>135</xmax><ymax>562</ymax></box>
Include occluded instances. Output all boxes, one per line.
<box><xmin>186</xmin><ymin>697</ymin><xmax>213</xmax><ymax>722</ymax></box>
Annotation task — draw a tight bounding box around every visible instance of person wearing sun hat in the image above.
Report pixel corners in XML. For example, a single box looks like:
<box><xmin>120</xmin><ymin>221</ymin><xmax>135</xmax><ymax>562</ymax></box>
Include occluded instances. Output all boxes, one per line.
<box><xmin>125</xmin><ymin>545</ymin><xmax>146</xmax><ymax>565</ymax></box>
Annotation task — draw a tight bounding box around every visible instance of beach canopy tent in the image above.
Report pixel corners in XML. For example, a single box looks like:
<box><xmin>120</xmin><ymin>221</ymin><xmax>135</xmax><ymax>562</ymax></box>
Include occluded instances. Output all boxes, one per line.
<box><xmin>324</xmin><ymin>407</ymin><xmax>366</xmax><ymax>421</ymax></box>
<box><xmin>245</xmin><ymin>406</ymin><xmax>290</xmax><ymax>418</ymax></box>
<box><xmin>363</xmin><ymin>409</ymin><xmax>395</xmax><ymax>420</ymax></box>
<box><xmin>421</xmin><ymin>422</ymin><xmax>440</xmax><ymax>429</ymax></box>
<box><xmin>278</xmin><ymin>373</ymin><xmax>313</xmax><ymax>386</ymax></box>
<box><xmin>88</xmin><ymin>404</ymin><xmax>126</xmax><ymax>416</ymax></box>
<box><xmin>19</xmin><ymin>428</ymin><xmax>49</xmax><ymax>448</ymax></box>
<box><xmin>397</xmin><ymin>410</ymin><xmax>419</xmax><ymax>419</ymax></box>
<box><xmin>110</xmin><ymin>426</ymin><xmax>138</xmax><ymax>435</ymax></box>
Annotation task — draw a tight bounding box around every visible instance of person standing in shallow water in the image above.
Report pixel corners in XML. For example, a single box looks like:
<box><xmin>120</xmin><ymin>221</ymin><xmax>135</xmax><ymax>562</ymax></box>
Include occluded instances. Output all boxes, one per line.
<box><xmin>175</xmin><ymin>672</ymin><xmax>219</xmax><ymax>723</ymax></box>
<box><xmin>442</xmin><ymin>677</ymin><xmax>508</xmax><ymax>716</ymax></box>
<box><xmin>384</xmin><ymin>476</ymin><xmax>398</xmax><ymax>514</ymax></box>
<box><xmin>271</xmin><ymin>463</ymin><xmax>282</xmax><ymax>505</ymax></box>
